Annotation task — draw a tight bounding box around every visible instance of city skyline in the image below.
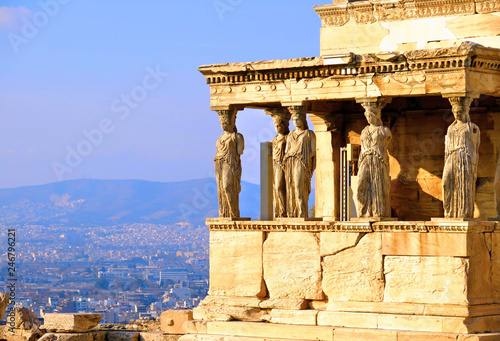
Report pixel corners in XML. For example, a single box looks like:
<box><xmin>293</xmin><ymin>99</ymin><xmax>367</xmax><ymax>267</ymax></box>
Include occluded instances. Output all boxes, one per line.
<box><xmin>0</xmin><ymin>0</ymin><xmax>321</xmax><ymax>189</ymax></box>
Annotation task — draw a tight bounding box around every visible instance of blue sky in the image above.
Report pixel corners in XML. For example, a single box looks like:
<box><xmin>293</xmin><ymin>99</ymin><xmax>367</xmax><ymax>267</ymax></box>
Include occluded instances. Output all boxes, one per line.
<box><xmin>0</xmin><ymin>0</ymin><xmax>321</xmax><ymax>189</ymax></box>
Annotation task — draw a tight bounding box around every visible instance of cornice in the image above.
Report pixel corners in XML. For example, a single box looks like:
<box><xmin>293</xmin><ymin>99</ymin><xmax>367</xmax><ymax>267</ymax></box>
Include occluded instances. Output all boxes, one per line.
<box><xmin>198</xmin><ymin>43</ymin><xmax>499</xmax><ymax>85</ymax></box>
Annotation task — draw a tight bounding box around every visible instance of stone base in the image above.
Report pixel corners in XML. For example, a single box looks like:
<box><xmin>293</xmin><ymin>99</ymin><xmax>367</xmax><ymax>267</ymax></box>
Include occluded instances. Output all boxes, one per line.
<box><xmin>192</xmin><ymin>303</ymin><xmax>500</xmax><ymax>333</ymax></box>
<box><xmin>431</xmin><ymin>217</ymin><xmax>478</xmax><ymax>222</ymax></box>
<box><xmin>180</xmin><ymin>321</ymin><xmax>500</xmax><ymax>341</ymax></box>
<box><xmin>206</xmin><ymin>217</ymin><xmax>251</xmax><ymax>222</ymax></box>
<box><xmin>350</xmin><ymin>217</ymin><xmax>399</xmax><ymax>222</ymax></box>
<box><xmin>275</xmin><ymin>217</ymin><xmax>324</xmax><ymax>222</ymax></box>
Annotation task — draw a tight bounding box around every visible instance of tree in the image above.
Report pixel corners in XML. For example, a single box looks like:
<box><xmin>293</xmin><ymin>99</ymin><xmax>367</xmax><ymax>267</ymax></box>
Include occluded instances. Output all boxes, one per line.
<box><xmin>94</xmin><ymin>278</ymin><xmax>109</xmax><ymax>290</ymax></box>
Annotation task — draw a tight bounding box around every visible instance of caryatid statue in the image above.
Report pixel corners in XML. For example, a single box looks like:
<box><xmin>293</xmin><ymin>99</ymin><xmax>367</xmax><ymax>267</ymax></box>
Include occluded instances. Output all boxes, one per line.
<box><xmin>356</xmin><ymin>99</ymin><xmax>392</xmax><ymax>218</ymax></box>
<box><xmin>214</xmin><ymin>109</ymin><xmax>244</xmax><ymax>218</ymax></box>
<box><xmin>496</xmin><ymin>156</ymin><xmax>500</xmax><ymax>218</ymax></box>
<box><xmin>284</xmin><ymin>107</ymin><xmax>316</xmax><ymax>218</ymax></box>
<box><xmin>268</xmin><ymin>109</ymin><xmax>291</xmax><ymax>218</ymax></box>
<box><xmin>442</xmin><ymin>96</ymin><xmax>480</xmax><ymax>219</ymax></box>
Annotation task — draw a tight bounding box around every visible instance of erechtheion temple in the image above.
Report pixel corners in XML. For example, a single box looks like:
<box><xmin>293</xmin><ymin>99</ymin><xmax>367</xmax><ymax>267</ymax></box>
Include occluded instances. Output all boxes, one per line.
<box><xmin>185</xmin><ymin>0</ymin><xmax>500</xmax><ymax>340</ymax></box>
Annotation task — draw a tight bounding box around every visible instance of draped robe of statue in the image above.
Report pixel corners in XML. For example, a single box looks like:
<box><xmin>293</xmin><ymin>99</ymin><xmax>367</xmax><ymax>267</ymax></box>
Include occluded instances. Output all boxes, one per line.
<box><xmin>272</xmin><ymin>134</ymin><xmax>287</xmax><ymax>218</ymax></box>
<box><xmin>357</xmin><ymin>125</ymin><xmax>392</xmax><ymax>217</ymax></box>
<box><xmin>443</xmin><ymin>121</ymin><xmax>480</xmax><ymax>218</ymax></box>
<box><xmin>284</xmin><ymin>129</ymin><xmax>316</xmax><ymax>218</ymax></box>
<box><xmin>496</xmin><ymin>156</ymin><xmax>500</xmax><ymax>218</ymax></box>
<box><xmin>214</xmin><ymin>131</ymin><xmax>244</xmax><ymax>217</ymax></box>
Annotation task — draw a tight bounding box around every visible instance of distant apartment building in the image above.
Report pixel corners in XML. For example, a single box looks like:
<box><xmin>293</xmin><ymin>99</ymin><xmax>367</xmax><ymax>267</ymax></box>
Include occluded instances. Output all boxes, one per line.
<box><xmin>168</xmin><ymin>287</ymin><xmax>191</xmax><ymax>301</ymax></box>
<box><xmin>98</xmin><ymin>268</ymin><xmax>130</xmax><ymax>279</ymax></box>
<box><xmin>159</xmin><ymin>268</ymin><xmax>188</xmax><ymax>284</ymax></box>
<box><xmin>95</xmin><ymin>309</ymin><xmax>115</xmax><ymax>324</ymax></box>
<box><xmin>48</xmin><ymin>296</ymin><xmax>59</xmax><ymax>307</ymax></box>
<box><xmin>75</xmin><ymin>298</ymin><xmax>88</xmax><ymax>313</ymax></box>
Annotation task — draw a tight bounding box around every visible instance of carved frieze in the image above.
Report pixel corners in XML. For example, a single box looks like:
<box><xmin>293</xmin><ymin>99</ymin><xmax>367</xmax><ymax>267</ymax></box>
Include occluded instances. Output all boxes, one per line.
<box><xmin>373</xmin><ymin>1</ymin><xmax>406</xmax><ymax>22</ymax></box>
<box><xmin>315</xmin><ymin>0</ymin><xmax>493</xmax><ymax>28</ymax></box>
<box><xmin>414</xmin><ymin>0</ymin><xmax>475</xmax><ymax>18</ymax></box>
<box><xmin>319</xmin><ymin>7</ymin><xmax>350</xmax><ymax>27</ymax></box>
<box><xmin>349</xmin><ymin>2</ymin><xmax>376</xmax><ymax>25</ymax></box>
<box><xmin>372</xmin><ymin>222</ymin><xmax>427</xmax><ymax>232</ymax></box>
<box><xmin>475</xmin><ymin>0</ymin><xmax>500</xmax><ymax>13</ymax></box>
<box><xmin>205</xmin><ymin>220</ymin><xmax>496</xmax><ymax>233</ymax></box>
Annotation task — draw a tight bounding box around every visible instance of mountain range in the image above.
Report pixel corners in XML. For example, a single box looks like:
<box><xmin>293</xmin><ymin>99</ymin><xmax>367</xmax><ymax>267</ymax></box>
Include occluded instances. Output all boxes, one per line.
<box><xmin>0</xmin><ymin>179</ymin><xmax>260</xmax><ymax>226</ymax></box>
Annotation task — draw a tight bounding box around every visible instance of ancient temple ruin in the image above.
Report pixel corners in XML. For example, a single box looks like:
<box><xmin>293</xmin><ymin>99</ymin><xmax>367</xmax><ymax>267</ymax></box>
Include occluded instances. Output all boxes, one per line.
<box><xmin>185</xmin><ymin>0</ymin><xmax>500</xmax><ymax>340</ymax></box>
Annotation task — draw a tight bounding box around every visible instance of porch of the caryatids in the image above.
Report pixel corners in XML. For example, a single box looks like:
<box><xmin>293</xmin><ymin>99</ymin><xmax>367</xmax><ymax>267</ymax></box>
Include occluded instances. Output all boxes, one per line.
<box><xmin>283</xmin><ymin>105</ymin><xmax>316</xmax><ymax>218</ymax></box>
<box><xmin>266</xmin><ymin>108</ymin><xmax>292</xmax><ymax>219</ymax></box>
<box><xmin>355</xmin><ymin>97</ymin><xmax>393</xmax><ymax>219</ymax></box>
<box><xmin>214</xmin><ymin>107</ymin><xmax>244</xmax><ymax>218</ymax></box>
<box><xmin>442</xmin><ymin>95</ymin><xmax>480</xmax><ymax>219</ymax></box>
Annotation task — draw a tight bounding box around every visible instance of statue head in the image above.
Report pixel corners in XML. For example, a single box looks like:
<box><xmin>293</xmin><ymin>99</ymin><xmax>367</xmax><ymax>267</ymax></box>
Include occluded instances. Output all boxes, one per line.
<box><xmin>269</xmin><ymin>109</ymin><xmax>291</xmax><ymax>135</ymax></box>
<box><xmin>292</xmin><ymin>113</ymin><xmax>309</xmax><ymax>131</ymax></box>
<box><xmin>217</xmin><ymin>109</ymin><xmax>237</xmax><ymax>132</ymax></box>
<box><xmin>361</xmin><ymin>102</ymin><xmax>383</xmax><ymax>126</ymax></box>
<box><xmin>288</xmin><ymin>106</ymin><xmax>308</xmax><ymax>131</ymax></box>
<box><xmin>449</xmin><ymin>97</ymin><xmax>472</xmax><ymax>123</ymax></box>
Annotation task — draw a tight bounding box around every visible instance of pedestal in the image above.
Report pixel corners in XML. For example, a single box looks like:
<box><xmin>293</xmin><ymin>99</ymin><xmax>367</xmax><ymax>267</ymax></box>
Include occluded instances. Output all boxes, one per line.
<box><xmin>350</xmin><ymin>217</ymin><xmax>398</xmax><ymax>222</ymax></box>
<box><xmin>194</xmin><ymin>219</ymin><xmax>500</xmax><ymax>339</ymax></box>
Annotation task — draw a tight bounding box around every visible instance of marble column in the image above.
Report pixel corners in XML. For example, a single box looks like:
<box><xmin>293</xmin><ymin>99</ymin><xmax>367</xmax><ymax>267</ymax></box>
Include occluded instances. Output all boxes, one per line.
<box><xmin>309</xmin><ymin>113</ymin><xmax>342</xmax><ymax>219</ymax></box>
<box><xmin>496</xmin><ymin>156</ymin><xmax>500</xmax><ymax>218</ymax></box>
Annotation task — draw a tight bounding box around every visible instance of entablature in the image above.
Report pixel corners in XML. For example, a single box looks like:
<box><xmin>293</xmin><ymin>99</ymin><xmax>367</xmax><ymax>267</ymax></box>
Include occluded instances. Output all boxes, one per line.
<box><xmin>198</xmin><ymin>43</ymin><xmax>500</xmax><ymax>109</ymax></box>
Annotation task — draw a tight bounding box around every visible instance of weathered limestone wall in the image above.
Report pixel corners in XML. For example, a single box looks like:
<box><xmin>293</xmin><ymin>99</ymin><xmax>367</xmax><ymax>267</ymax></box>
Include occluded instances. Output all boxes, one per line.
<box><xmin>200</xmin><ymin>221</ymin><xmax>500</xmax><ymax>333</ymax></box>
<box><xmin>343</xmin><ymin>97</ymin><xmax>500</xmax><ymax>220</ymax></box>
<box><xmin>316</xmin><ymin>1</ymin><xmax>500</xmax><ymax>55</ymax></box>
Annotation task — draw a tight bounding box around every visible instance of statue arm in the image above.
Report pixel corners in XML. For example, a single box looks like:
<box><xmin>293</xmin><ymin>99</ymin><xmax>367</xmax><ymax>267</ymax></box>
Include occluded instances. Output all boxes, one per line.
<box><xmin>237</xmin><ymin>133</ymin><xmax>244</xmax><ymax>156</ymax></box>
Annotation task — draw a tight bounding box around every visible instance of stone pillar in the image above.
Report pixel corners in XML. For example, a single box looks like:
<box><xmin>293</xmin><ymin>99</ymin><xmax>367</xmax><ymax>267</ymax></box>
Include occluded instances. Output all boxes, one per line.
<box><xmin>496</xmin><ymin>156</ymin><xmax>500</xmax><ymax>218</ymax></box>
<box><xmin>309</xmin><ymin>113</ymin><xmax>343</xmax><ymax>219</ymax></box>
<box><xmin>260</xmin><ymin>142</ymin><xmax>273</xmax><ymax>221</ymax></box>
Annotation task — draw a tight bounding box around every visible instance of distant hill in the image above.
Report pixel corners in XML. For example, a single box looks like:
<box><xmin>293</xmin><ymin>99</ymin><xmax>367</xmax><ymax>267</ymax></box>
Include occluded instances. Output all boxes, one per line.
<box><xmin>0</xmin><ymin>179</ymin><xmax>260</xmax><ymax>226</ymax></box>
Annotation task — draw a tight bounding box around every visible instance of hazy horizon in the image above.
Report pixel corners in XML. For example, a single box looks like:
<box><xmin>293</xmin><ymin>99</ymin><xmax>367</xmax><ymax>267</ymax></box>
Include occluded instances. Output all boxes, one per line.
<box><xmin>0</xmin><ymin>0</ymin><xmax>321</xmax><ymax>189</ymax></box>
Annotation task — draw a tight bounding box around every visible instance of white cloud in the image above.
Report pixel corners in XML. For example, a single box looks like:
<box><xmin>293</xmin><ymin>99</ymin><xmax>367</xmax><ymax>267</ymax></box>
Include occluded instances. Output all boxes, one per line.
<box><xmin>0</xmin><ymin>6</ymin><xmax>32</xmax><ymax>31</ymax></box>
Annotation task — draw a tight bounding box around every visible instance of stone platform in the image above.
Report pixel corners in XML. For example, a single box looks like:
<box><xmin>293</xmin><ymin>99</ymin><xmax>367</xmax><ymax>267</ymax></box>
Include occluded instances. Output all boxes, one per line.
<box><xmin>195</xmin><ymin>219</ymin><xmax>500</xmax><ymax>339</ymax></box>
<box><xmin>179</xmin><ymin>321</ymin><xmax>500</xmax><ymax>340</ymax></box>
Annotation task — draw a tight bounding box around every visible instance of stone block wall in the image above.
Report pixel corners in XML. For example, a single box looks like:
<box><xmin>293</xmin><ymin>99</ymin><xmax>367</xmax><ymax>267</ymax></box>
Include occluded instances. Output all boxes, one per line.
<box><xmin>315</xmin><ymin>0</ymin><xmax>500</xmax><ymax>55</ymax></box>
<box><xmin>200</xmin><ymin>221</ymin><xmax>500</xmax><ymax>333</ymax></box>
